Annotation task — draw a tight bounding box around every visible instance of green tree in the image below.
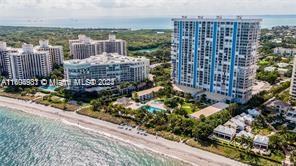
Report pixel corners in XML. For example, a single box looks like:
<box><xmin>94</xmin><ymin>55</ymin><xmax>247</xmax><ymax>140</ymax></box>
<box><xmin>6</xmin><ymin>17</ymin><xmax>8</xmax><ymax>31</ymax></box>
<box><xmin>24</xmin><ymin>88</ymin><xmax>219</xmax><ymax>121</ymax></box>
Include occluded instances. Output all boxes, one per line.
<box><xmin>90</xmin><ymin>99</ymin><xmax>102</xmax><ymax>111</ymax></box>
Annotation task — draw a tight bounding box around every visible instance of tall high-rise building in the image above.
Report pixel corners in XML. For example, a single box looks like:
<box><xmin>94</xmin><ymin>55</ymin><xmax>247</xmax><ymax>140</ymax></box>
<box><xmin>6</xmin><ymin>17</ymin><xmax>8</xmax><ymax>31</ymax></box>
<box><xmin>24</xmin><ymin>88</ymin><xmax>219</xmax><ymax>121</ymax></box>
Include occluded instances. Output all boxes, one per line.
<box><xmin>7</xmin><ymin>43</ymin><xmax>52</xmax><ymax>79</ymax></box>
<box><xmin>171</xmin><ymin>16</ymin><xmax>261</xmax><ymax>103</ymax></box>
<box><xmin>95</xmin><ymin>34</ymin><xmax>127</xmax><ymax>56</ymax></box>
<box><xmin>69</xmin><ymin>35</ymin><xmax>96</xmax><ymax>60</ymax></box>
<box><xmin>35</xmin><ymin>40</ymin><xmax>64</xmax><ymax>66</ymax></box>
<box><xmin>290</xmin><ymin>57</ymin><xmax>296</xmax><ymax>99</ymax></box>
<box><xmin>69</xmin><ymin>34</ymin><xmax>127</xmax><ymax>60</ymax></box>
<box><xmin>64</xmin><ymin>53</ymin><xmax>149</xmax><ymax>91</ymax></box>
<box><xmin>0</xmin><ymin>41</ymin><xmax>9</xmax><ymax>76</ymax></box>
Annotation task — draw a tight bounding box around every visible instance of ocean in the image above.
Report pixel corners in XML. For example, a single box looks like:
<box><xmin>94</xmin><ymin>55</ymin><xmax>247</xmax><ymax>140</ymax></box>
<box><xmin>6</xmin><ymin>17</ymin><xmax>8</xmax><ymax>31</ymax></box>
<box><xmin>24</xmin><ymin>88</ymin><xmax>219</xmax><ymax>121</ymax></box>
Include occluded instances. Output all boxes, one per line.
<box><xmin>0</xmin><ymin>15</ymin><xmax>296</xmax><ymax>29</ymax></box>
<box><xmin>0</xmin><ymin>107</ymin><xmax>184</xmax><ymax>166</ymax></box>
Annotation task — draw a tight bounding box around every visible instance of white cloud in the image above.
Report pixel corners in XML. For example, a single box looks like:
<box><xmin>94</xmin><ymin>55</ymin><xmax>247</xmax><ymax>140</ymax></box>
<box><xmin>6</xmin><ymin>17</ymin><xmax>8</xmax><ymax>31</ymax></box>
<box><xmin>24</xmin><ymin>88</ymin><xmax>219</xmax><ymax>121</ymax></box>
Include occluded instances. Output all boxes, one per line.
<box><xmin>0</xmin><ymin>0</ymin><xmax>295</xmax><ymax>19</ymax></box>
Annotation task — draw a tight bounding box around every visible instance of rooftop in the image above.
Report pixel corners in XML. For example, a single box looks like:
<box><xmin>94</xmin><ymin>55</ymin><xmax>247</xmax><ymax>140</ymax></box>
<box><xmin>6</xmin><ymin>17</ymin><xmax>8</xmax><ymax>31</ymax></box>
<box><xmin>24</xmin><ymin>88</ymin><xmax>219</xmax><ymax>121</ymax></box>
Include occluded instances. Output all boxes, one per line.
<box><xmin>172</xmin><ymin>16</ymin><xmax>262</xmax><ymax>22</ymax></box>
<box><xmin>136</xmin><ymin>86</ymin><xmax>163</xmax><ymax>97</ymax></box>
<box><xmin>237</xmin><ymin>131</ymin><xmax>254</xmax><ymax>138</ymax></box>
<box><xmin>274</xmin><ymin>47</ymin><xmax>296</xmax><ymax>51</ymax></box>
<box><xmin>190</xmin><ymin>102</ymin><xmax>229</xmax><ymax>119</ymax></box>
<box><xmin>277</xmin><ymin>62</ymin><xmax>289</xmax><ymax>68</ymax></box>
<box><xmin>241</xmin><ymin>114</ymin><xmax>255</xmax><ymax>123</ymax></box>
<box><xmin>64</xmin><ymin>53</ymin><xmax>149</xmax><ymax>66</ymax></box>
<box><xmin>35</xmin><ymin>40</ymin><xmax>62</xmax><ymax>49</ymax></box>
<box><xmin>264</xmin><ymin>66</ymin><xmax>276</xmax><ymax>72</ymax></box>
<box><xmin>230</xmin><ymin>117</ymin><xmax>246</xmax><ymax>128</ymax></box>
<box><xmin>70</xmin><ymin>34</ymin><xmax>125</xmax><ymax>45</ymax></box>
<box><xmin>214</xmin><ymin>125</ymin><xmax>236</xmax><ymax>136</ymax></box>
<box><xmin>114</xmin><ymin>97</ymin><xmax>143</xmax><ymax>110</ymax></box>
<box><xmin>3</xmin><ymin>43</ymin><xmax>49</xmax><ymax>55</ymax></box>
<box><xmin>266</xmin><ymin>99</ymin><xmax>291</xmax><ymax>109</ymax></box>
<box><xmin>0</xmin><ymin>41</ymin><xmax>7</xmax><ymax>51</ymax></box>
<box><xmin>254</xmin><ymin>135</ymin><xmax>269</xmax><ymax>145</ymax></box>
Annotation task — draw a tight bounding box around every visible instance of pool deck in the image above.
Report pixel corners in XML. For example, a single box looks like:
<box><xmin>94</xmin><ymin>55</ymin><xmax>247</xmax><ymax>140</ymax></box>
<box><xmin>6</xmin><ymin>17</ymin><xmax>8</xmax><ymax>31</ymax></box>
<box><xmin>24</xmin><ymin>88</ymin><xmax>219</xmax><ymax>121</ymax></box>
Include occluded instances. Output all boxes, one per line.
<box><xmin>146</xmin><ymin>100</ymin><xmax>167</xmax><ymax>111</ymax></box>
<box><xmin>39</xmin><ymin>86</ymin><xmax>57</xmax><ymax>92</ymax></box>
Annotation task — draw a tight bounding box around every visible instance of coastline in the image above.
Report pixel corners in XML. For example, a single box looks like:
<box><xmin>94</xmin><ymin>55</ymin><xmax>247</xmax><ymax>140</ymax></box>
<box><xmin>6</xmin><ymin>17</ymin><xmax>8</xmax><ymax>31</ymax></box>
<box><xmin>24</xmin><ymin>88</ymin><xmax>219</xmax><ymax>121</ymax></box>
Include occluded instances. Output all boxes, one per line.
<box><xmin>0</xmin><ymin>96</ymin><xmax>245</xmax><ymax>166</ymax></box>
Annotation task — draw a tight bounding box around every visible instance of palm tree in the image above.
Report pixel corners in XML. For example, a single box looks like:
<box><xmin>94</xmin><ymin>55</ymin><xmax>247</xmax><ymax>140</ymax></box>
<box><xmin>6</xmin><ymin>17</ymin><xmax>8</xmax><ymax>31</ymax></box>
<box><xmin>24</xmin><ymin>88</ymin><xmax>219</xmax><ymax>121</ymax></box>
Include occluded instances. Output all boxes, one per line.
<box><xmin>90</xmin><ymin>99</ymin><xmax>102</xmax><ymax>111</ymax></box>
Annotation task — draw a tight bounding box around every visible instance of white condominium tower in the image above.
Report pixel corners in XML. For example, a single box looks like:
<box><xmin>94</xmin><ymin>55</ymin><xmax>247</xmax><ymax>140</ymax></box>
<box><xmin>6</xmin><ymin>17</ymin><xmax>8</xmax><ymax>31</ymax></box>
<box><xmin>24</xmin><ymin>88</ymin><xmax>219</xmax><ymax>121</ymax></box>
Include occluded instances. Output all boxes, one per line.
<box><xmin>6</xmin><ymin>43</ymin><xmax>52</xmax><ymax>79</ymax></box>
<box><xmin>64</xmin><ymin>53</ymin><xmax>149</xmax><ymax>91</ymax></box>
<box><xmin>171</xmin><ymin>16</ymin><xmax>261</xmax><ymax>103</ymax></box>
<box><xmin>0</xmin><ymin>41</ymin><xmax>9</xmax><ymax>75</ymax></box>
<box><xmin>69</xmin><ymin>35</ymin><xmax>95</xmax><ymax>60</ymax></box>
<box><xmin>35</xmin><ymin>40</ymin><xmax>64</xmax><ymax>66</ymax></box>
<box><xmin>69</xmin><ymin>34</ymin><xmax>127</xmax><ymax>59</ymax></box>
<box><xmin>290</xmin><ymin>57</ymin><xmax>296</xmax><ymax>99</ymax></box>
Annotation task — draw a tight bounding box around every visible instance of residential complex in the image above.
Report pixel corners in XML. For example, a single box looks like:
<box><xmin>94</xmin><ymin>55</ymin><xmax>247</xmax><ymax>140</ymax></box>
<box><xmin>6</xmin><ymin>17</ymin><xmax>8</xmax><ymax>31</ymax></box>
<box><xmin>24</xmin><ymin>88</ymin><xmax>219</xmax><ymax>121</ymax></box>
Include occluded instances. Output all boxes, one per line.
<box><xmin>69</xmin><ymin>34</ymin><xmax>127</xmax><ymax>59</ymax></box>
<box><xmin>64</xmin><ymin>53</ymin><xmax>149</xmax><ymax>91</ymax></box>
<box><xmin>171</xmin><ymin>16</ymin><xmax>261</xmax><ymax>103</ymax></box>
<box><xmin>4</xmin><ymin>43</ymin><xmax>52</xmax><ymax>79</ymax></box>
<box><xmin>35</xmin><ymin>40</ymin><xmax>64</xmax><ymax>66</ymax></box>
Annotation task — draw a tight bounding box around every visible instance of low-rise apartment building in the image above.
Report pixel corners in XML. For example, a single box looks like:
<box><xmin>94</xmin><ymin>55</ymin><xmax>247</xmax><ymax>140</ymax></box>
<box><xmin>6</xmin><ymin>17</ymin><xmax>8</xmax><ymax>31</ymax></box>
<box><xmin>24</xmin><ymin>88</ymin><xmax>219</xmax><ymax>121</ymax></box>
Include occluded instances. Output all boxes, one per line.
<box><xmin>64</xmin><ymin>53</ymin><xmax>149</xmax><ymax>91</ymax></box>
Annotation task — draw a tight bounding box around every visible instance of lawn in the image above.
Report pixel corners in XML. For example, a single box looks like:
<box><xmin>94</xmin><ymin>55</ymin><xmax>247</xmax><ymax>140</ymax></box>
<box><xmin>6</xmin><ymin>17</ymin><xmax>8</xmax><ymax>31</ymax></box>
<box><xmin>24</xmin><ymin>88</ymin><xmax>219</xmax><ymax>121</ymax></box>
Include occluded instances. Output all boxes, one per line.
<box><xmin>50</xmin><ymin>96</ymin><xmax>65</xmax><ymax>103</ymax></box>
<box><xmin>186</xmin><ymin>139</ymin><xmax>283</xmax><ymax>165</ymax></box>
<box><xmin>258</xmin><ymin>60</ymin><xmax>270</xmax><ymax>66</ymax></box>
<box><xmin>252</xmin><ymin>127</ymin><xmax>272</xmax><ymax>136</ymax></box>
<box><xmin>181</xmin><ymin>103</ymin><xmax>194</xmax><ymax>114</ymax></box>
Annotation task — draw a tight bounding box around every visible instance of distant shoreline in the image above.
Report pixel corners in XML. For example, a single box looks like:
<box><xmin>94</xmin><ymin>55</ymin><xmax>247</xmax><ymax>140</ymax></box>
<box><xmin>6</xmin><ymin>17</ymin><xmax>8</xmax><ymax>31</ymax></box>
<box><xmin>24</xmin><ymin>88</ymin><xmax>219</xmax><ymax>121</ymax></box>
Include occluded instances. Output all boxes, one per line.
<box><xmin>0</xmin><ymin>96</ymin><xmax>243</xmax><ymax>166</ymax></box>
<box><xmin>0</xmin><ymin>15</ymin><xmax>296</xmax><ymax>29</ymax></box>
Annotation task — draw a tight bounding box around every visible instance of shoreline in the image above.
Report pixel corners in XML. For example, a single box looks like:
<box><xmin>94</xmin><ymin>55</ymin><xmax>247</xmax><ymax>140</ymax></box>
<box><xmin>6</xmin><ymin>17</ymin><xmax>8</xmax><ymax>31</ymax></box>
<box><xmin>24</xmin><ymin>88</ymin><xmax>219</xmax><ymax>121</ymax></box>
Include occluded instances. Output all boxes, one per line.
<box><xmin>0</xmin><ymin>96</ymin><xmax>244</xmax><ymax>166</ymax></box>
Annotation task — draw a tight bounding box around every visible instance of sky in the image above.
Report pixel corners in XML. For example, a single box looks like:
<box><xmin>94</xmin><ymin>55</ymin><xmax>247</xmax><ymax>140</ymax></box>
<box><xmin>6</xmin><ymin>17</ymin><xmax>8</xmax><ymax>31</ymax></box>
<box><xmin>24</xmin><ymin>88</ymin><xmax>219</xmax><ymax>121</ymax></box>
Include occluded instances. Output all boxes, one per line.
<box><xmin>0</xmin><ymin>0</ymin><xmax>295</xmax><ymax>19</ymax></box>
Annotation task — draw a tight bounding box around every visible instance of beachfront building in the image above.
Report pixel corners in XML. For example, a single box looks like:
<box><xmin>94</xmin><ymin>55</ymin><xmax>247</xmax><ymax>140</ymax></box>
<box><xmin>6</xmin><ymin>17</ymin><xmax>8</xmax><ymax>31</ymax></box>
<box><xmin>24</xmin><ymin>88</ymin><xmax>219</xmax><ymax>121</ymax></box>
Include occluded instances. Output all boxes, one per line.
<box><xmin>35</xmin><ymin>40</ymin><xmax>64</xmax><ymax>66</ymax></box>
<box><xmin>266</xmin><ymin>99</ymin><xmax>291</xmax><ymax>113</ymax></box>
<box><xmin>7</xmin><ymin>43</ymin><xmax>52</xmax><ymax>79</ymax></box>
<box><xmin>228</xmin><ymin>117</ymin><xmax>246</xmax><ymax>131</ymax></box>
<box><xmin>132</xmin><ymin>86</ymin><xmax>163</xmax><ymax>101</ymax></box>
<box><xmin>213</xmin><ymin>125</ymin><xmax>236</xmax><ymax>140</ymax></box>
<box><xmin>69</xmin><ymin>34</ymin><xmax>127</xmax><ymax>59</ymax></box>
<box><xmin>171</xmin><ymin>16</ymin><xmax>261</xmax><ymax>104</ymax></box>
<box><xmin>273</xmin><ymin>47</ymin><xmax>296</xmax><ymax>57</ymax></box>
<box><xmin>290</xmin><ymin>56</ymin><xmax>296</xmax><ymax>100</ymax></box>
<box><xmin>253</xmin><ymin>135</ymin><xmax>269</xmax><ymax>150</ymax></box>
<box><xmin>239</xmin><ymin>113</ymin><xmax>255</xmax><ymax>125</ymax></box>
<box><xmin>237</xmin><ymin>130</ymin><xmax>254</xmax><ymax>138</ymax></box>
<box><xmin>64</xmin><ymin>53</ymin><xmax>149</xmax><ymax>91</ymax></box>
<box><xmin>0</xmin><ymin>41</ymin><xmax>10</xmax><ymax>76</ymax></box>
<box><xmin>247</xmin><ymin>108</ymin><xmax>261</xmax><ymax>117</ymax></box>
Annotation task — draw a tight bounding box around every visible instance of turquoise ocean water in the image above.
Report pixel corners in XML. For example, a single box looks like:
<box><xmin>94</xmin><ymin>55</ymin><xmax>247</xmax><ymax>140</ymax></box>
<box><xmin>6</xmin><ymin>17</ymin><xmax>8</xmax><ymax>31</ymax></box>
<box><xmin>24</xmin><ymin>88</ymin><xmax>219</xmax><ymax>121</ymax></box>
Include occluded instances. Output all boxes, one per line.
<box><xmin>0</xmin><ymin>15</ymin><xmax>296</xmax><ymax>29</ymax></box>
<box><xmin>0</xmin><ymin>107</ymin><xmax>184</xmax><ymax>166</ymax></box>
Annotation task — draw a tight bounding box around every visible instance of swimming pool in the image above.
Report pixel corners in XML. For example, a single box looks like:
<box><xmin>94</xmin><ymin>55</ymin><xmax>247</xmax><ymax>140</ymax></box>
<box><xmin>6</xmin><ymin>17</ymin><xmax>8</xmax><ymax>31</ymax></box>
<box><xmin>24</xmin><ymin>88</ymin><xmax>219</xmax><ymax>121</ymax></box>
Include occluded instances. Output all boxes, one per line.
<box><xmin>39</xmin><ymin>86</ymin><xmax>57</xmax><ymax>92</ymax></box>
<box><xmin>143</xmin><ymin>106</ymin><xmax>164</xmax><ymax>113</ymax></box>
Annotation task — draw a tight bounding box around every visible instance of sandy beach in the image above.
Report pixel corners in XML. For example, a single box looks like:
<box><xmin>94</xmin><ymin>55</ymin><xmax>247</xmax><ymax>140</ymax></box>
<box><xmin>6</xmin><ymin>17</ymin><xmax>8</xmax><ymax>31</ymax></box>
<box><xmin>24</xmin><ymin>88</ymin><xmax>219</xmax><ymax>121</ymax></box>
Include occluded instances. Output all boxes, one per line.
<box><xmin>0</xmin><ymin>96</ymin><xmax>245</xmax><ymax>166</ymax></box>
